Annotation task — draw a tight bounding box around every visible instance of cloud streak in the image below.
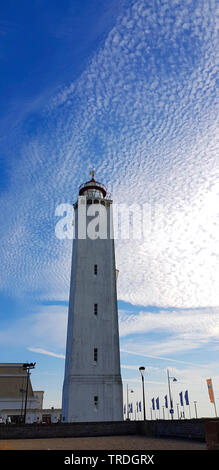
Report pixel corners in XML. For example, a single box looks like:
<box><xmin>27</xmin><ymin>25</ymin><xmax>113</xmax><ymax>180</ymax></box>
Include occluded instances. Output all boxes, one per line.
<box><xmin>27</xmin><ymin>347</ymin><xmax>65</xmax><ymax>359</ymax></box>
<box><xmin>120</xmin><ymin>347</ymin><xmax>201</xmax><ymax>367</ymax></box>
<box><xmin>119</xmin><ymin>307</ymin><xmax>219</xmax><ymax>341</ymax></box>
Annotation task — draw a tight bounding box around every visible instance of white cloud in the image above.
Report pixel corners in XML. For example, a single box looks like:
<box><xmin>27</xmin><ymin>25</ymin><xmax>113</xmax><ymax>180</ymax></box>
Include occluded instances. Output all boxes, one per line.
<box><xmin>0</xmin><ymin>305</ymin><xmax>68</xmax><ymax>351</ymax></box>
<box><xmin>119</xmin><ymin>305</ymin><xmax>219</xmax><ymax>360</ymax></box>
<box><xmin>121</xmin><ymin>364</ymin><xmax>159</xmax><ymax>372</ymax></box>
<box><xmin>119</xmin><ymin>307</ymin><xmax>219</xmax><ymax>341</ymax></box>
<box><xmin>27</xmin><ymin>347</ymin><xmax>65</xmax><ymax>359</ymax></box>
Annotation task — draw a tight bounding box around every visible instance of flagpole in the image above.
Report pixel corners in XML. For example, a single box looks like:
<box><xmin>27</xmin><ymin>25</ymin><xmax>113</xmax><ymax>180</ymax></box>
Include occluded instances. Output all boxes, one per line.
<box><xmin>206</xmin><ymin>378</ymin><xmax>217</xmax><ymax>417</ymax></box>
<box><xmin>167</xmin><ymin>369</ymin><xmax>173</xmax><ymax>420</ymax></box>
<box><xmin>212</xmin><ymin>382</ymin><xmax>218</xmax><ymax>417</ymax></box>
<box><xmin>213</xmin><ymin>387</ymin><xmax>218</xmax><ymax>418</ymax></box>
<box><xmin>194</xmin><ymin>401</ymin><xmax>198</xmax><ymax>419</ymax></box>
<box><xmin>214</xmin><ymin>400</ymin><xmax>217</xmax><ymax>417</ymax></box>
<box><xmin>127</xmin><ymin>384</ymin><xmax>129</xmax><ymax>420</ymax></box>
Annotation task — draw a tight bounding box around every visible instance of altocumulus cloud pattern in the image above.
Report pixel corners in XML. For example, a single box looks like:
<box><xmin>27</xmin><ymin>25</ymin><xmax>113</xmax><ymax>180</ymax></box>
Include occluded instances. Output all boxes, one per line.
<box><xmin>0</xmin><ymin>0</ymin><xmax>218</xmax><ymax>315</ymax></box>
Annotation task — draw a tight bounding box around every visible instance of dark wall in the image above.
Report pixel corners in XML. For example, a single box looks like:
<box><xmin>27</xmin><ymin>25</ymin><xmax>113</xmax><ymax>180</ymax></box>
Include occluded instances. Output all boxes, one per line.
<box><xmin>0</xmin><ymin>420</ymin><xmax>138</xmax><ymax>440</ymax></box>
<box><xmin>139</xmin><ymin>419</ymin><xmax>205</xmax><ymax>441</ymax></box>
<box><xmin>0</xmin><ymin>419</ymin><xmax>206</xmax><ymax>441</ymax></box>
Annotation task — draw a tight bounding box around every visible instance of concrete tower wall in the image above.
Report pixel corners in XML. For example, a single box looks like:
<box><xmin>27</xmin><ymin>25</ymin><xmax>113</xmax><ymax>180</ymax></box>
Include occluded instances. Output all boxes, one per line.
<box><xmin>62</xmin><ymin>194</ymin><xmax>123</xmax><ymax>422</ymax></box>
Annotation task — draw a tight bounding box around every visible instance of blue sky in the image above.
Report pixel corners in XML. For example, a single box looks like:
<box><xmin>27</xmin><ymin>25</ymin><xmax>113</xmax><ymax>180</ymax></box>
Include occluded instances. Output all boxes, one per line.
<box><xmin>0</xmin><ymin>0</ymin><xmax>218</xmax><ymax>418</ymax></box>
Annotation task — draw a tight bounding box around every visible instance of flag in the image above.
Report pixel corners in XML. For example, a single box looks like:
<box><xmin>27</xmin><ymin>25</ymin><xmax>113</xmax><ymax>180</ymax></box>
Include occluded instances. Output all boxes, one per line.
<box><xmin>156</xmin><ymin>397</ymin><xmax>159</xmax><ymax>410</ymax></box>
<box><xmin>185</xmin><ymin>390</ymin><xmax>189</xmax><ymax>406</ymax></box>
<box><xmin>136</xmin><ymin>401</ymin><xmax>138</xmax><ymax>412</ymax></box>
<box><xmin>164</xmin><ymin>395</ymin><xmax>168</xmax><ymax>408</ymax></box>
<box><xmin>139</xmin><ymin>401</ymin><xmax>141</xmax><ymax>412</ymax></box>
<box><xmin>129</xmin><ymin>403</ymin><xmax>133</xmax><ymax>413</ymax></box>
<box><xmin>152</xmin><ymin>398</ymin><xmax>155</xmax><ymax>410</ymax></box>
<box><xmin>124</xmin><ymin>404</ymin><xmax>126</xmax><ymax>415</ymax></box>
<box><xmin>206</xmin><ymin>379</ymin><xmax>215</xmax><ymax>403</ymax></box>
<box><xmin>179</xmin><ymin>392</ymin><xmax>184</xmax><ymax>406</ymax></box>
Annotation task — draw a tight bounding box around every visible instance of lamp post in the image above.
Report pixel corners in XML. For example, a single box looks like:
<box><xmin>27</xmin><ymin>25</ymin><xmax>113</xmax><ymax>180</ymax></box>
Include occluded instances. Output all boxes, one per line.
<box><xmin>23</xmin><ymin>362</ymin><xmax>36</xmax><ymax>424</ymax></box>
<box><xmin>167</xmin><ymin>369</ymin><xmax>177</xmax><ymax>420</ymax></box>
<box><xmin>139</xmin><ymin>366</ymin><xmax>146</xmax><ymax>420</ymax></box>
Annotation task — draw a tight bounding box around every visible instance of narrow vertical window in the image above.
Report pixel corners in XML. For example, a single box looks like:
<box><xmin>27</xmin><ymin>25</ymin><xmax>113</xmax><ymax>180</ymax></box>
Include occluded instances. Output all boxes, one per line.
<box><xmin>94</xmin><ymin>303</ymin><xmax>98</xmax><ymax>316</ymax></box>
<box><xmin>94</xmin><ymin>264</ymin><xmax>98</xmax><ymax>275</ymax></box>
<box><xmin>94</xmin><ymin>348</ymin><xmax>98</xmax><ymax>362</ymax></box>
<box><xmin>94</xmin><ymin>396</ymin><xmax>98</xmax><ymax>407</ymax></box>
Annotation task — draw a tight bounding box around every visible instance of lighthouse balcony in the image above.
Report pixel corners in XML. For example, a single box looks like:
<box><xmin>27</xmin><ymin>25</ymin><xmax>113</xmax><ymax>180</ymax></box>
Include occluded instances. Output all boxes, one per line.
<box><xmin>74</xmin><ymin>197</ymin><xmax>112</xmax><ymax>209</ymax></box>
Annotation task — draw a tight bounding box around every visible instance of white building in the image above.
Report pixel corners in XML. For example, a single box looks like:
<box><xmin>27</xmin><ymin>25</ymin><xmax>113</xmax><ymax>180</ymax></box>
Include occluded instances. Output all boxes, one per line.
<box><xmin>0</xmin><ymin>363</ymin><xmax>60</xmax><ymax>424</ymax></box>
<box><xmin>62</xmin><ymin>174</ymin><xmax>123</xmax><ymax>422</ymax></box>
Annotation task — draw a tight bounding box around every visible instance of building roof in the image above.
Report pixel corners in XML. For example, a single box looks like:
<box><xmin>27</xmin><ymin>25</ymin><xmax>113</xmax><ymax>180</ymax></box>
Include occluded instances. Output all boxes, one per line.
<box><xmin>0</xmin><ymin>364</ymin><xmax>34</xmax><ymax>399</ymax></box>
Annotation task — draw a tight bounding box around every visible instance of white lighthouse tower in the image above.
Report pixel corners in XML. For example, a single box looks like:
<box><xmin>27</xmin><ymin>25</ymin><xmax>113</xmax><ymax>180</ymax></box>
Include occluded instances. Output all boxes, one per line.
<box><xmin>62</xmin><ymin>172</ymin><xmax>123</xmax><ymax>422</ymax></box>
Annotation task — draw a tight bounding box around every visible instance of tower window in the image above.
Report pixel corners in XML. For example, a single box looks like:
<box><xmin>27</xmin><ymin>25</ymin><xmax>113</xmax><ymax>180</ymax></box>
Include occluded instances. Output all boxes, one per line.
<box><xmin>94</xmin><ymin>396</ymin><xmax>98</xmax><ymax>407</ymax></box>
<box><xmin>94</xmin><ymin>348</ymin><xmax>98</xmax><ymax>362</ymax></box>
<box><xmin>94</xmin><ymin>303</ymin><xmax>98</xmax><ymax>315</ymax></box>
<box><xmin>94</xmin><ymin>264</ymin><xmax>98</xmax><ymax>275</ymax></box>
<box><xmin>87</xmin><ymin>199</ymin><xmax>92</xmax><ymax>205</ymax></box>
<box><xmin>94</xmin><ymin>199</ymin><xmax>99</xmax><ymax>204</ymax></box>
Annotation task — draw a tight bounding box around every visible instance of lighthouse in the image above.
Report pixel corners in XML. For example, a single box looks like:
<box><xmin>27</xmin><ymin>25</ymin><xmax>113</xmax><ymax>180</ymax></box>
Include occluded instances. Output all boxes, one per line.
<box><xmin>62</xmin><ymin>172</ymin><xmax>123</xmax><ymax>422</ymax></box>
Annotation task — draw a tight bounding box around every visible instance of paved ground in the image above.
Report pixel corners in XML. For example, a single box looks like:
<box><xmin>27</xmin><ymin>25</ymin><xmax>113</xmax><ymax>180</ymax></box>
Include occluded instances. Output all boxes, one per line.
<box><xmin>0</xmin><ymin>435</ymin><xmax>206</xmax><ymax>450</ymax></box>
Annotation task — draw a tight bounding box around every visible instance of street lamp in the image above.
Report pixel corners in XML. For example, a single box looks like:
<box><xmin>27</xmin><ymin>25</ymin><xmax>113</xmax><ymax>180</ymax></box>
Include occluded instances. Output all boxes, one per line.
<box><xmin>167</xmin><ymin>369</ymin><xmax>177</xmax><ymax>420</ymax></box>
<box><xmin>22</xmin><ymin>362</ymin><xmax>36</xmax><ymax>424</ymax></box>
<box><xmin>139</xmin><ymin>366</ymin><xmax>146</xmax><ymax>420</ymax></box>
<box><xmin>19</xmin><ymin>388</ymin><xmax>25</xmax><ymax>423</ymax></box>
